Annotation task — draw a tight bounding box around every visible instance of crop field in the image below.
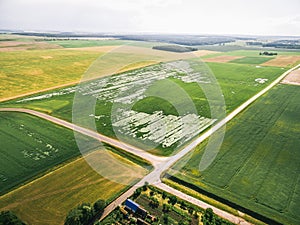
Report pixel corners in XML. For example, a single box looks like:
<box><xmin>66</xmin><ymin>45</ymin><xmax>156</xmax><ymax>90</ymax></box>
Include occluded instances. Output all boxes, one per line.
<box><xmin>0</xmin><ymin>49</ymin><xmax>101</xmax><ymax>100</ymax></box>
<box><xmin>46</xmin><ymin>39</ymin><xmax>164</xmax><ymax>48</ymax></box>
<box><xmin>167</xmin><ymin>84</ymin><xmax>300</xmax><ymax>225</ymax></box>
<box><xmin>0</xmin><ymin>149</ymin><xmax>148</xmax><ymax>225</ymax></box>
<box><xmin>281</xmin><ymin>68</ymin><xmax>300</xmax><ymax>85</ymax></box>
<box><xmin>0</xmin><ymin>39</ymin><xmax>199</xmax><ymax>101</ymax></box>
<box><xmin>203</xmin><ymin>55</ymin><xmax>243</xmax><ymax>63</ymax></box>
<box><xmin>1</xmin><ymin>59</ymin><xmax>285</xmax><ymax>156</ymax></box>
<box><xmin>262</xmin><ymin>55</ymin><xmax>300</xmax><ymax>67</ymax></box>
<box><xmin>229</xmin><ymin>56</ymin><xmax>274</xmax><ymax>65</ymax></box>
<box><xmin>202</xmin><ymin>50</ymin><xmax>300</xmax><ymax>67</ymax></box>
<box><xmin>0</xmin><ymin>112</ymin><xmax>102</xmax><ymax>194</ymax></box>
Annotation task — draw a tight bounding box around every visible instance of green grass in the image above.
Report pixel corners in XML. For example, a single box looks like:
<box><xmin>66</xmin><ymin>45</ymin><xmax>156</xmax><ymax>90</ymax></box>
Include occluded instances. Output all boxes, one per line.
<box><xmin>0</xmin><ymin>112</ymin><xmax>102</xmax><ymax>194</ymax></box>
<box><xmin>229</xmin><ymin>56</ymin><xmax>274</xmax><ymax>65</ymax></box>
<box><xmin>46</xmin><ymin>39</ymin><xmax>162</xmax><ymax>48</ymax></box>
<box><xmin>168</xmin><ymin>84</ymin><xmax>300</xmax><ymax>225</ymax></box>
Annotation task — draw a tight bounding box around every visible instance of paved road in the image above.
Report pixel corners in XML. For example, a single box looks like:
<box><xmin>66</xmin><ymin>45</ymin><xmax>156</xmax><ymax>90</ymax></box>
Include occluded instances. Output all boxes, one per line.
<box><xmin>1</xmin><ymin>63</ymin><xmax>299</xmax><ymax>224</ymax></box>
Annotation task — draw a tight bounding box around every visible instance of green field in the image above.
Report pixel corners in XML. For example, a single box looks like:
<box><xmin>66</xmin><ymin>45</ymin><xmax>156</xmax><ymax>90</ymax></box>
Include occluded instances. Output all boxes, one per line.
<box><xmin>0</xmin><ymin>149</ymin><xmax>148</xmax><ymax>225</ymax></box>
<box><xmin>46</xmin><ymin>39</ymin><xmax>161</xmax><ymax>48</ymax></box>
<box><xmin>229</xmin><ymin>56</ymin><xmax>274</xmax><ymax>64</ymax></box>
<box><xmin>0</xmin><ymin>112</ymin><xmax>102</xmax><ymax>194</ymax></box>
<box><xmin>167</xmin><ymin>84</ymin><xmax>300</xmax><ymax>225</ymax></box>
<box><xmin>1</xmin><ymin>59</ymin><xmax>285</xmax><ymax>156</ymax></box>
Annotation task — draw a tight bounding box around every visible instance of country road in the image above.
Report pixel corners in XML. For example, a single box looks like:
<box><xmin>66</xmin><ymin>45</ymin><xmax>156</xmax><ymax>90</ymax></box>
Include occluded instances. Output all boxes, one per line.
<box><xmin>0</xmin><ymin>108</ymin><xmax>166</xmax><ymax>166</ymax></box>
<box><xmin>1</xmin><ymin>63</ymin><xmax>299</xmax><ymax>224</ymax></box>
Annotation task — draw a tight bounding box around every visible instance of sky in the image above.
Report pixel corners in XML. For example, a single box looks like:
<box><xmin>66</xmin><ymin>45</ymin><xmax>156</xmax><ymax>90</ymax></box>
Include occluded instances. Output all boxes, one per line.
<box><xmin>0</xmin><ymin>0</ymin><xmax>300</xmax><ymax>36</ymax></box>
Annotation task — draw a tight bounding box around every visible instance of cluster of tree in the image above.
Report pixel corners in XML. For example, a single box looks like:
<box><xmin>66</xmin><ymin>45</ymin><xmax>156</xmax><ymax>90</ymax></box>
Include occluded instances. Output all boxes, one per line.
<box><xmin>149</xmin><ymin>196</ymin><xmax>159</xmax><ymax>208</ymax></box>
<box><xmin>152</xmin><ymin>45</ymin><xmax>197</xmax><ymax>52</ymax></box>
<box><xmin>246</xmin><ymin>41</ymin><xmax>263</xmax><ymax>46</ymax></box>
<box><xmin>202</xmin><ymin>208</ymin><xmax>234</xmax><ymax>225</ymax></box>
<box><xmin>13</xmin><ymin>32</ymin><xmax>109</xmax><ymax>38</ymax></box>
<box><xmin>262</xmin><ymin>40</ymin><xmax>300</xmax><ymax>49</ymax></box>
<box><xmin>64</xmin><ymin>199</ymin><xmax>106</xmax><ymax>225</ymax></box>
<box><xmin>0</xmin><ymin>211</ymin><xmax>26</xmax><ymax>225</ymax></box>
<box><xmin>121</xmin><ymin>35</ymin><xmax>235</xmax><ymax>46</ymax></box>
<box><xmin>259</xmin><ymin>51</ymin><xmax>277</xmax><ymax>56</ymax></box>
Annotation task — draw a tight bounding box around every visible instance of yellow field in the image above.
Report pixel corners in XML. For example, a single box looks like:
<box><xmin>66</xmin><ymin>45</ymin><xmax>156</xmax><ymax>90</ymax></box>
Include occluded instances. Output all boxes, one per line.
<box><xmin>262</xmin><ymin>55</ymin><xmax>300</xmax><ymax>67</ymax></box>
<box><xmin>0</xmin><ymin>150</ymin><xmax>147</xmax><ymax>225</ymax></box>
<box><xmin>203</xmin><ymin>55</ymin><xmax>244</xmax><ymax>63</ymax></box>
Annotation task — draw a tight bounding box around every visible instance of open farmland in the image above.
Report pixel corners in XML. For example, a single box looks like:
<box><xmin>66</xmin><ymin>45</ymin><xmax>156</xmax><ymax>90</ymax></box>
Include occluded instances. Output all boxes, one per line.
<box><xmin>0</xmin><ymin>150</ymin><xmax>148</xmax><ymax>225</ymax></box>
<box><xmin>262</xmin><ymin>55</ymin><xmax>300</xmax><ymax>67</ymax></box>
<box><xmin>281</xmin><ymin>67</ymin><xmax>300</xmax><ymax>85</ymax></box>
<box><xmin>229</xmin><ymin>56</ymin><xmax>274</xmax><ymax>65</ymax></box>
<box><xmin>202</xmin><ymin>50</ymin><xmax>300</xmax><ymax>67</ymax></box>
<box><xmin>0</xmin><ymin>112</ymin><xmax>101</xmax><ymax>194</ymax></box>
<box><xmin>203</xmin><ymin>55</ymin><xmax>243</xmax><ymax>63</ymax></box>
<box><xmin>167</xmin><ymin>84</ymin><xmax>300</xmax><ymax>225</ymax></box>
<box><xmin>1</xmin><ymin>59</ymin><xmax>285</xmax><ymax>156</ymax></box>
<box><xmin>0</xmin><ymin>49</ymin><xmax>101</xmax><ymax>100</ymax></box>
<box><xmin>0</xmin><ymin>37</ymin><xmax>213</xmax><ymax>102</ymax></box>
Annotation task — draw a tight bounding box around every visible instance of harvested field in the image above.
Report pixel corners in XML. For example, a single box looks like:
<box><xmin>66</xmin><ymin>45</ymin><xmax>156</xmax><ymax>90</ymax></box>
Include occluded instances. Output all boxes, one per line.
<box><xmin>0</xmin><ymin>41</ymin><xmax>62</xmax><ymax>51</ymax></box>
<box><xmin>191</xmin><ymin>50</ymin><xmax>220</xmax><ymax>57</ymax></box>
<box><xmin>66</xmin><ymin>45</ymin><xmax>118</xmax><ymax>52</ymax></box>
<box><xmin>203</xmin><ymin>55</ymin><xmax>244</xmax><ymax>63</ymax></box>
<box><xmin>281</xmin><ymin>68</ymin><xmax>300</xmax><ymax>85</ymax></box>
<box><xmin>262</xmin><ymin>55</ymin><xmax>300</xmax><ymax>67</ymax></box>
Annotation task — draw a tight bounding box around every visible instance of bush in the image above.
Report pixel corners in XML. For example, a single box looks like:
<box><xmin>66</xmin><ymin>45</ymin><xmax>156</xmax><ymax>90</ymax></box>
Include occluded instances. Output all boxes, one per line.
<box><xmin>163</xmin><ymin>203</ymin><xmax>171</xmax><ymax>213</ymax></box>
<box><xmin>0</xmin><ymin>211</ymin><xmax>26</xmax><ymax>225</ymax></box>
<box><xmin>133</xmin><ymin>188</ymin><xmax>142</xmax><ymax>199</ymax></box>
<box><xmin>168</xmin><ymin>196</ymin><xmax>177</xmax><ymax>205</ymax></box>
<box><xmin>64</xmin><ymin>203</ymin><xmax>94</xmax><ymax>225</ymax></box>
<box><xmin>162</xmin><ymin>191</ymin><xmax>167</xmax><ymax>199</ymax></box>
<box><xmin>180</xmin><ymin>200</ymin><xmax>187</xmax><ymax>210</ymax></box>
<box><xmin>93</xmin><ymin>199</ymin><xmax>106</xmax><ymax>216</ymax></box>
<box><xmin>149</xmin><ymin>197</ymin><xmax>159</xmax><ymax>208</ymax></box>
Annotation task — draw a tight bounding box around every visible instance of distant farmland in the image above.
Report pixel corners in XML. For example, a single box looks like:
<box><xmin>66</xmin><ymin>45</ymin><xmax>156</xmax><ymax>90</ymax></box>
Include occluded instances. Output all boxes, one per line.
<box><xmin>167</xmin><ymin>84</ymin><xmax>300</xmax><ymax>225</ymax></box>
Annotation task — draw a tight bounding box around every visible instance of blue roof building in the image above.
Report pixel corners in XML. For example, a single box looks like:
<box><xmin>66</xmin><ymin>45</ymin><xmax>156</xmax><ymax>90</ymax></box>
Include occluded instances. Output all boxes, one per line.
<box><xmin>125</xmin><ymin>199</ymin><xmax>139</xmax><ymax>213</ymax></box>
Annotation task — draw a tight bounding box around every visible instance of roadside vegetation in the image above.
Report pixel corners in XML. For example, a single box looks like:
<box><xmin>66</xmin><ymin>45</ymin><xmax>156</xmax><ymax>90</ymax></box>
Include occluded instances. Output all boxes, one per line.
<box><xmin>100</xmin><ymin>185</ymin><xmax>234</xmax><ymax>225</ymax></box>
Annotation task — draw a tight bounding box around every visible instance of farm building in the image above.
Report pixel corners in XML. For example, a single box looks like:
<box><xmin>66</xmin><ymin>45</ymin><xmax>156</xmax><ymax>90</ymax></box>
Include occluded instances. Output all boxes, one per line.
<box><xmin>125</xmin><ymin>199</ymin><xmax>139</xmax><ymax>213</ymax></box>
<box><xmin>124</xmin><ymin>199</ymin><xmax>148</xmax><ymax>219</ymax></box>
